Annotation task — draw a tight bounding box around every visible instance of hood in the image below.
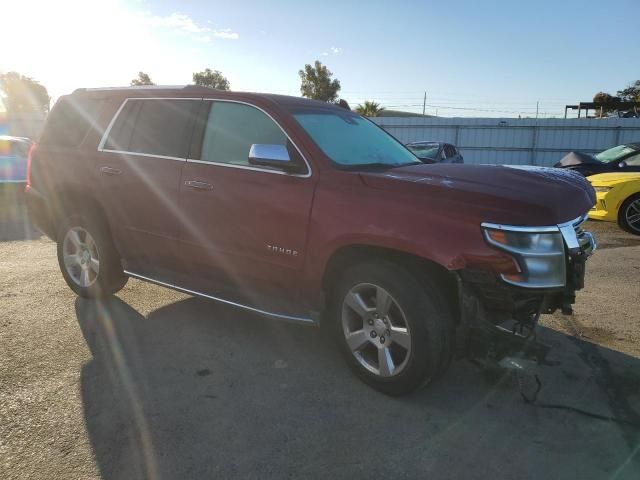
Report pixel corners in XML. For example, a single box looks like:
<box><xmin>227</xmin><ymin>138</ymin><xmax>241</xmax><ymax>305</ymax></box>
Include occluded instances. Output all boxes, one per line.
<box><xmin>589</xmin><ymin>172</ymin><xmax>640</xmax><ymax>186</ymax></box>
<box><xmin>555</xmin><ymin>151</ymin><xmax>600</xmax><ymax>167</ymax></box>
<box><xmin>359</xmin><ymin>163</ymin><xmax>596</xmax><ymax>226</ymax></box>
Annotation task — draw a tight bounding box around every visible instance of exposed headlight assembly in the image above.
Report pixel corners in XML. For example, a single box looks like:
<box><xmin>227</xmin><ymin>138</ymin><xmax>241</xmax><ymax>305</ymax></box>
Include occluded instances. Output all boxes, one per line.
<box><xmin>482</xmin><ymin>223</ymin><xmax>566</xmax><ymax>288</ymax></box>
<box><xmin>593</xmin><ymin>186</ymin><xmax>612</xmax><ymax>193</ymax></box>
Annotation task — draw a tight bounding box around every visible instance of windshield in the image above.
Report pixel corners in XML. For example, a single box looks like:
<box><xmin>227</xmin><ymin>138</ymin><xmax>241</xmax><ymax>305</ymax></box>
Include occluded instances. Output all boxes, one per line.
<box><xmin>407</xmin><ymin>143</ymin><xmax>440</xmax><ymax>159</ymax></box>
<box><xmin>293</xmin><ymin>111</ymin><xmax>420</xmax><ymax>168</ymax></box>
<box><xmin>594</xmin><ymin>144</ymin><xmax>637</xmax><ymax>163</ymax></box>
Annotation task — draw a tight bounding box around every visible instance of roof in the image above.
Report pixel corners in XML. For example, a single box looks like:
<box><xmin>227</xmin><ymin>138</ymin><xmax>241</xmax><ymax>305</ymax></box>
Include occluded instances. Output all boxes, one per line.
<box><xmin>69</xmin><ymin>85</ymin><xmax>342</xmax><ymax>110</ymax></box>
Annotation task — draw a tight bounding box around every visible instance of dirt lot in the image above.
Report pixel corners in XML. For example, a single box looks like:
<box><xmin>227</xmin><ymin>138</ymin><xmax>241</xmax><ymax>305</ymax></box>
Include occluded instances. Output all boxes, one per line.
<box><xmin>1</xmin><ymin>197</ymin><xmax>639</xmax><ymax>479</ymax></box>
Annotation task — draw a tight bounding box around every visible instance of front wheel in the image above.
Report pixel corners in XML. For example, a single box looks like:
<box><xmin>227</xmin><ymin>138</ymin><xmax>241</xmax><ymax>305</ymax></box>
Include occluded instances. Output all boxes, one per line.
<box><xmin>618</xmin><ymin>193</ymin><xmax>640</xmax><ymax>235</ymax></box>
<box><xmin>56</xmin><ymin>213</ymin><xmax>127</xmax><ymax>297</ymax></box>
<box><xmin>330</xmin><ymin>261</ymin><xmax>453</xmax><ymax>396</ymax></box>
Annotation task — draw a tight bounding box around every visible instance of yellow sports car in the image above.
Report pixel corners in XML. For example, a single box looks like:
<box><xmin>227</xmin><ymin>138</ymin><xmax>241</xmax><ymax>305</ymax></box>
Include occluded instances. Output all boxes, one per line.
<box><xmin>589</xmin><ymin>172</ymin><xmax>640</xmax><ymax>235</ymax></box>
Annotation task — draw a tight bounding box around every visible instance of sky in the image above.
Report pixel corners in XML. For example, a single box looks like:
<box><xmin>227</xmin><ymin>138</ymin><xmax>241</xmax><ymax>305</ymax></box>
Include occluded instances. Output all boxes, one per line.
<box><xmin>1</xmin><ymin>0</ymin><xmax>637</xmax><ymax>117</ymax></box>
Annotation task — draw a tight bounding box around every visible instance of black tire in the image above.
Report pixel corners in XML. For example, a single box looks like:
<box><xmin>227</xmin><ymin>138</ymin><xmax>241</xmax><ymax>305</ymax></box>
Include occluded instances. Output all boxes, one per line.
<box><xmin>56</xmin><ymin>212</ymin><xmax>127</xmax><ymax>298</ymax></box>
<box><xmin>618</xmin><ymin>193</ymin><xmax>640</xmax><ymax>236</ymax></box>
<box><xmin>330</xmin><ymin>260</ymin><xmax>454</xmax><ymax>396</ymax></box>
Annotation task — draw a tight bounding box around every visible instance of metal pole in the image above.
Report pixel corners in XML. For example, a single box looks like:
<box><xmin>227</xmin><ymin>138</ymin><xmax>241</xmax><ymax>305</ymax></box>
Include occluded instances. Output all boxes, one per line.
<box><xmin>422</xmin><ymin>91</ymin><xmax>426</xmax><ymax>116</ymax></box>
<box><xmin>536</xmin><ymin>101</ymin><xmax>539</xmax><ymax>119</ymax></box>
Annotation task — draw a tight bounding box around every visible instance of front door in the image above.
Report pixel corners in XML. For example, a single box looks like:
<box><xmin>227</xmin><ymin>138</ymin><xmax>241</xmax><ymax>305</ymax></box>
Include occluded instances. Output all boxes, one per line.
<box><xmin>177</xmin><ymin>100</ymin><xmax>316</xmax><ymax>315</ymax></box>
<box><xmin>96</xmin><ymin>97</ymin><xmax>200</xmax><ymax>273</ymax></box>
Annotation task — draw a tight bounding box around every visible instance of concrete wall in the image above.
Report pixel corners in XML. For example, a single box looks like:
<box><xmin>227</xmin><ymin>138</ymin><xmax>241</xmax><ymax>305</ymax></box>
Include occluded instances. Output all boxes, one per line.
<box><xmin>371</xmin><ymin>117</ymin><xmax>640</xmax><ymax>166</ymax></box>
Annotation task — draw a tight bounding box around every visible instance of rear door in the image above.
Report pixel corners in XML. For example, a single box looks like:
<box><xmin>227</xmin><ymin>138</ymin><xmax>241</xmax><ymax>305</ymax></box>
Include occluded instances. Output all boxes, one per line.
<box><xmin>177</xmin><ymin>100</ymin><xmax>316</xmax><ymax>315</ymax></box>
<box><xmin>96</xmin><ymin>97</ymin><xmax>200</xmax><ymax>273</ymax></box>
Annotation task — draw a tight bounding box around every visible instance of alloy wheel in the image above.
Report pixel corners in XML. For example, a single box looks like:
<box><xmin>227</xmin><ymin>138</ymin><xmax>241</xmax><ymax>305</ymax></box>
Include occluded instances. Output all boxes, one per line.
<box><xmin>625</xmin><ymin>199</ymin><xmax>640</xmax><ymax>233</ymax></box>
<box><xmin>62</xmin><ymin>227</ymin><xmax>100</xmax><ymax>288</ymax></box>
<box><xmin>341</xmin><ymin>283</ymin><xmax>412</xmax><ymax>377</ymax></box>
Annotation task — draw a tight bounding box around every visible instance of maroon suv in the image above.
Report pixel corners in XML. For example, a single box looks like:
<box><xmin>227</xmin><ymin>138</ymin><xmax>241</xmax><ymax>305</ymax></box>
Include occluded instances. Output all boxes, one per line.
<box><xmin>26</xmin><ymin>86</ymin><xmax>596</xmax><ymax>394</ymax></box>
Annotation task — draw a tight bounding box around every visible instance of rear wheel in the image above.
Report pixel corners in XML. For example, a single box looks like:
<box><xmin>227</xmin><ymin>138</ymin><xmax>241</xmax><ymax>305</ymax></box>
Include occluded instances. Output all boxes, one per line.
<box><xmin>331</xmin><ymin>261</ymin><xmax>453</xmax><ymax>396</ymax></box>
<box><xmin>618</xmin><ymin>193</ymin><xmax>640</xmax><ymax>235</ymax></box>
<box><xmin>56</xmin><ymin>213</ymin><xmax>127</xmax><ymax>297</ymax></box>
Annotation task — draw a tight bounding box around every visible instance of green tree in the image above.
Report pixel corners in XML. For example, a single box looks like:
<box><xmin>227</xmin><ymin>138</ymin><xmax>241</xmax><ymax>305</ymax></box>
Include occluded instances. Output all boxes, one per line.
<box><xmin>355</xmin><ymin>100</ymin><xmax>385</xmax><ymax>117</ymax></box>
<box><xmin>593</xmin><ymin>91</ymin><xmax>614</xmax><ymax>117</ymax></box>
<box><xmin>617</xmin><ymin>80</ymin><xmax>640</xmax><ymax>102</ymax></box>
<box><xmin>130</xmin><ymin>72</ymin><xmax>155</xmax><ymax>86</ymax></box>
<box><xmin>0</xmin><ymin>72</ymin><xmax>50</xmax><ymax>114</ymax></box>
<box><xmin>298</xmin><ymin>60</ymin><xmax>341</xmax><ymax>102</ymax></box>
<box><xmin>192</xmin><ymin>68</ymin><xmax>230</xmax><ymax>90</ymax></box>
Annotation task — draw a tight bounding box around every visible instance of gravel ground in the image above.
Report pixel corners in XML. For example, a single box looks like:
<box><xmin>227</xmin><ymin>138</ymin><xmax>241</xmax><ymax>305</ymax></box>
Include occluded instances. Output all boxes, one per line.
<box><xmin>1</xmin><ymin>201</ymin><xmax>639</xmax><ymax>479</ymax></box>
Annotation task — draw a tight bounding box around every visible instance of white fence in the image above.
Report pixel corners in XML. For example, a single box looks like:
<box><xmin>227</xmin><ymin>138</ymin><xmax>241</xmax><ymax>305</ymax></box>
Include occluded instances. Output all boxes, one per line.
<box><xmin>371</xmin><ymin>117</ymin><xmax>640</xmax><ymax>166</ymax></box>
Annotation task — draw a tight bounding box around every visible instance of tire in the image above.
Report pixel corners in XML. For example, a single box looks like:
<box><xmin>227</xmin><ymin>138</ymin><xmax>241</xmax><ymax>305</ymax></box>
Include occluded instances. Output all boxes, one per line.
<box><xmin>617</xmin><ymin>193</ymin><xmax>640</xmax><ymax>236</ymax></box>
<box><xmin>56</xmin><ymin>212</ymin><xmax>127</xmax><ymax>298</ymax></box>
<box><xmin>330</xmin><ymin>260</ymin><xmax>454</xmax><ymax>396</ymax></box>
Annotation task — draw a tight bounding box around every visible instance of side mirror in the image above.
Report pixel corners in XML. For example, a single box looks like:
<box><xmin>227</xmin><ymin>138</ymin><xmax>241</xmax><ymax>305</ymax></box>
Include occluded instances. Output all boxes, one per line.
<box><xmin>619</xmin><ymin>160</ymin><xmax>627</xmax><ymax>168</ymax></box>
<box><xmin>248</xmin><ymin>144</ymin><xmax>302</xmax><ymax>173</ymax></box>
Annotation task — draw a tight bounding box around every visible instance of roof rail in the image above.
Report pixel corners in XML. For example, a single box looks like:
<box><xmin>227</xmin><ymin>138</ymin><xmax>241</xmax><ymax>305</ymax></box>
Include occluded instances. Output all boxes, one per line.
<box><xmin>72</xmin><ymin>85</ymin><xmax>189</xmax><ymax>94</ymax></box>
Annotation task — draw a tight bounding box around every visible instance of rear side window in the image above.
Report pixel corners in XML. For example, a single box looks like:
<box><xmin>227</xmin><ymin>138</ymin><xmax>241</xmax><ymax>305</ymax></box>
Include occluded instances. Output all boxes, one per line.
<box><xmin>190</xmin><ymin>101</ymin><xmax>287</xmax><ymax>166</ymax></box>
<box><xmin>103</xmin><ymin>99</ymin><xmax>199</xmax><ymax>158</ymax></box>
<box><xmin>39</xmin><ymin>97</ymin><xmax>105</xmax><ymax>147</ymax></box>
<box><xmin>443</xmin><ymin>144</ymin><xmax>456</xmax><ymax>158</ymax></box>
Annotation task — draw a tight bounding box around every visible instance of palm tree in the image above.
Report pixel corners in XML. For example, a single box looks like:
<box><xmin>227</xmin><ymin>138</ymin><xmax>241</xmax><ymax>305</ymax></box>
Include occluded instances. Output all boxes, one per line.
<box><xmin>355</xmin><ymin>100</ymin><xmax>385</xmax><ymax>117</ymax></box>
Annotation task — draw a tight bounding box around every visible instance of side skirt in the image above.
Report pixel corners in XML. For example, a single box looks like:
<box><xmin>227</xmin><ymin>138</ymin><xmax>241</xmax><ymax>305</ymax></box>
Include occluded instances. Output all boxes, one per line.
<box><xmin>124</xmin><ymin>270</ymin><xmax>317</xmax><ymax>326</ymax></box>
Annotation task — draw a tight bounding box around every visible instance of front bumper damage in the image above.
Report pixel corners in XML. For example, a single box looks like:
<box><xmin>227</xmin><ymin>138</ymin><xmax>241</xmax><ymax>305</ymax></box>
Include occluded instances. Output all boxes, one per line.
<box><xmin>457</xmin><ymin>216</ymin><xmax>596</xmax><ymax>366</ymax></box>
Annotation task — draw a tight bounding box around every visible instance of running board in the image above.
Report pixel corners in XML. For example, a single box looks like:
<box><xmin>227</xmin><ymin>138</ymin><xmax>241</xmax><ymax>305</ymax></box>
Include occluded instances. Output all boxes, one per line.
<box><xmin>123</xmin><ymin>270</ymin><xmax>316</xmax><ymax>325</ymax></box>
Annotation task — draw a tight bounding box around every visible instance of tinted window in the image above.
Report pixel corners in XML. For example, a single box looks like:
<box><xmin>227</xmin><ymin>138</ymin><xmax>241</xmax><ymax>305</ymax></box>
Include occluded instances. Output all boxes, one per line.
<box><xmin>192</xmin><ymin>101</ymin><xmax>286</xmax><ymax>166</ymax></box>
<box><xmin>40</xmin><ymin>97</ymin><xmax>105</xmax><ymax>147</ymax></box>
<box><xmin>444</xmin><ymin>144</ymin><xmax>456</xmax><ymax>158</ymax></box>
<box><xmin>102</xmin><ymin>100</ymin><xmax>140</xmax><ymax>151</ymax></box>
<box><xmin>104</xmin><ymin>99</ymin><xmax>198</xmax><ymax>158</ymax></box>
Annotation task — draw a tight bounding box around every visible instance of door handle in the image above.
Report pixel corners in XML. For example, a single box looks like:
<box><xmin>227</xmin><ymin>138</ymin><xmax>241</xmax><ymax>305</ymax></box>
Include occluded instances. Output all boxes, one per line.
<box><xmin>100</xmin><ymin>166</ymin><xmax>122</xmax><ymax>176</ymax></box>
<box><xmin>184</xmin><ymin>180</ymin><xmax>213</xmax><ymax>190</ymax></box>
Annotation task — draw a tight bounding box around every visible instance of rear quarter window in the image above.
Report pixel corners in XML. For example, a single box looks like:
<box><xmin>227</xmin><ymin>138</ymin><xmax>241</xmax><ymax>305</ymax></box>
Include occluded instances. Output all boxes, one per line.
<box><xmin>39</xmin><ymin>97</ymin><xmax>105</xmax><ymax>147</ymax></box>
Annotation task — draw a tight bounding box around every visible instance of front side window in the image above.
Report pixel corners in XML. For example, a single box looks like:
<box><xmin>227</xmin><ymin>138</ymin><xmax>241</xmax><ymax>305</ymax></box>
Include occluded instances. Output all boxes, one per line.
<box><xmin>625</xmin><ymin>153</ymin><xmax>640</xmax><ymax>166</ymax></box>
<box><xmin>103</xmin><ymin>99</ymin><xmax>198</xmax><ymax>158</ymax></box>
<box><xmin>293</xmin><ymin>110</ymin><xmax>419</xmax><ymax>168</ymax></box>
<box><xmin>191</xmin><ymin>101</ymin><xmax>287</xmax><ymax>166</ymax></box>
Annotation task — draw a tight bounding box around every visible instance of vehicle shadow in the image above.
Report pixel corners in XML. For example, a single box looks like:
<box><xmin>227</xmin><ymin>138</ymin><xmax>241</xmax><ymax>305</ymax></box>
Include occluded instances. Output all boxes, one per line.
<box><xmin>76</xmin><ymin>295</ymin><xmax>640</xmax><ymax>480</ymax></box>
<box><xmin>0</xmin><ymin>186</ymin><xmax>42</xmax><ymax>241</ymax></box>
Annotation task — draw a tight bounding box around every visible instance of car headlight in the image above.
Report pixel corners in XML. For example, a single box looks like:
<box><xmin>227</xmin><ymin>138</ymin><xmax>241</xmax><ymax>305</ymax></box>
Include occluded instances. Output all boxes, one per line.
<box><xmin>482</xmin><ymin>224</ymin><xmax>566</xmax><ymax>288</ymax></box>
<box><xmin>593</xmin><ymin>186</ymin><xmax>612</xmax><ymax>193</ymax></box>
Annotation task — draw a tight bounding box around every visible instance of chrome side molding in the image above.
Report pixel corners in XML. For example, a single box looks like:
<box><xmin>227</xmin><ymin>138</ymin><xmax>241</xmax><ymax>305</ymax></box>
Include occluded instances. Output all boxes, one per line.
<box><xmin>123</xmin><ymin>270</ymin><xmax>316</xmax><ymax>325</ymax></box>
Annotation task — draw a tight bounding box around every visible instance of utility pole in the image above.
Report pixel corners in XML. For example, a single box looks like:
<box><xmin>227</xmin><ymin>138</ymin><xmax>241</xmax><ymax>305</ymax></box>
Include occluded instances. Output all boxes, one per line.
<box><xmin>536</xmin><ymin>101</ymin><xmax>539</xmax><ymax>119</ymax></box>
<box><xmin>422</xmin><ymin>91</ymin><xmax>426</xmax><ymax>116</ymax></box>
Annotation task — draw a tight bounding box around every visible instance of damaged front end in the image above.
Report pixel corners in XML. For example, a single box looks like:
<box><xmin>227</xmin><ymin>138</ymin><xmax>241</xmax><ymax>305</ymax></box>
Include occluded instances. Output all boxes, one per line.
<box><xmin>457</xmin><ymin>215</ymin><xmax>596</xmax><ymax>365</ymax></box>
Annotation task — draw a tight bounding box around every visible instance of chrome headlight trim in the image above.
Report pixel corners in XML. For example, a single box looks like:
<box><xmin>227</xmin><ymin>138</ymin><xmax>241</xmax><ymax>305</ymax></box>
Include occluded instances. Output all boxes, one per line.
<box><xmin>481</xmin><ymin>213</ymin><xmax>595</xmax><ymax>289</ymax></box>
<box><xmin>481</xmin><ymin>223</ymin><xmax>566</xmax><ymax>289</ymax></box>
